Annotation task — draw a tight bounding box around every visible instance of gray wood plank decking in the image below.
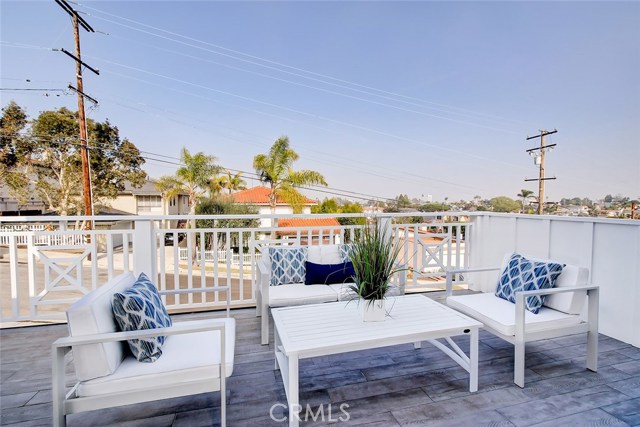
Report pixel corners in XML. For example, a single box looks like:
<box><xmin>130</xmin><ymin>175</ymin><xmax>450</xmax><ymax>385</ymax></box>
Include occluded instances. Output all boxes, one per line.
<box><xmin>1</xmin><ymin>302</ymin><xmax>639</xmax><ymax>427</ymax></box>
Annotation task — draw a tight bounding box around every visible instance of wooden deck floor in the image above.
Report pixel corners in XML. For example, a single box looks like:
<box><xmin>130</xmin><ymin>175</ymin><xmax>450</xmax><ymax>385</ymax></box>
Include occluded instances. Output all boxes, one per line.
<box><xmin>1</xmin><ymin>300</ymin><xmax>639</xmax><ymax>427</ymax></box>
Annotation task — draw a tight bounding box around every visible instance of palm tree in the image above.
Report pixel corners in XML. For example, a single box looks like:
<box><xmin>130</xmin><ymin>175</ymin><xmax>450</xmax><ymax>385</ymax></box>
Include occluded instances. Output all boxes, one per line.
<box><xmin>224</xmin><ymin>170</ymin><xmax>247</xmax><ymax>194</ymax></box>
<box><xmin>156</xmin><ymin>147</ymin><xmax>220</xmax><ymax>227</ymax></box>
<box><xmin>517</xmin><ymin>189</ymin><xmax>535</xmax><ymax>213</ymax></box>
<box><xmin>253</xmin><ymin>136</ymin><xmax>327</xmax><ymax>235</ymax></box>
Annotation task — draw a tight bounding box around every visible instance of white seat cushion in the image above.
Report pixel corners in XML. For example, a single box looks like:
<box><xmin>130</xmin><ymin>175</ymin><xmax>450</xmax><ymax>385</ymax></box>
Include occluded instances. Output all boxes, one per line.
<box><xmin>447</xmin><ymin>293</ymin><xmax>580</xmax><ymax>337</ymax></box>
<box><xmin>66</xmin><ymin>272</ymin><xmax>136</xmax><ymax>382</ymax></box>
<box><xmin>269</xmin><ymin>284</ymin><xmax>338</xmax><ymax>307</ymax></box>
<box><xmin>77</xmin><ymin>319</ymin><xmax>235</xmax><ymax>397</ymax></box>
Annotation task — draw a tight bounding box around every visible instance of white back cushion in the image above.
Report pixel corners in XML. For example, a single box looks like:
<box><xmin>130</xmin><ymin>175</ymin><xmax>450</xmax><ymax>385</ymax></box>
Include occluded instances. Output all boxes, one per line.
<box><xmin>307</xmin><ymin>245</ymin><xmax>342</xmax><ymax>264</ymax></box>
<box><xmin>66</xmin><ymin>272</ymin><xmax>136</xmax><ymax>381</ymax></box>
<box><xmin>498</xmin><ymin>253</ymin><xmax>588</xmax><ymax>314</ymax></box>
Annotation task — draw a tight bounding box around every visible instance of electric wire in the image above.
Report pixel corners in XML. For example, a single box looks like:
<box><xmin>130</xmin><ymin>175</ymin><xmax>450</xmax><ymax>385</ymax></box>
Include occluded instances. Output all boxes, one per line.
<box><xmin>74</xmin><ymin>1</ymin><xmax>526</xmax><ymax>128</ymax></box>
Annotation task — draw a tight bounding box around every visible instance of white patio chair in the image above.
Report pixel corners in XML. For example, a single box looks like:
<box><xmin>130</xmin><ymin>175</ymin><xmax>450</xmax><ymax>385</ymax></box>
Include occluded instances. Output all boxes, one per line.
<box><xmin>445</xmin><ymin>253</ymin><xmax>599</xmax><ymax>387</ymax></box>
<box><xmin>52</xmin><ymin>272</ymin><xmax>235</xmax><ymax>427</ymax></box>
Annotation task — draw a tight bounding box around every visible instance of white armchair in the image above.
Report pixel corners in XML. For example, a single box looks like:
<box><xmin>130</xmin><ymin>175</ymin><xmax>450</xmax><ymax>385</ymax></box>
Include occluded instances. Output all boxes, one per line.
<box><xmin>52</xmin><ymin>272</ymin><xmax>235</xmax><ymax>427</ymax></box>
<box><xmin>445</xmin><ymin>253</ymin><xmax>599</xmax><ymax>388</ymax></box>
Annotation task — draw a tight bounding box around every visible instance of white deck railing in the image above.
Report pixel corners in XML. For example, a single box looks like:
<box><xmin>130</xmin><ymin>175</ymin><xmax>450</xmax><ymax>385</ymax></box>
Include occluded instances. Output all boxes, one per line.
<box><xmin>3</xmin><ymin>212</ymin><xmax>637</xmax><ymax>348</ymax></box>
<box><xmin>0</xmin><ymin>213</ymin><xmax>470</xmax><ymax>324</ymax></box>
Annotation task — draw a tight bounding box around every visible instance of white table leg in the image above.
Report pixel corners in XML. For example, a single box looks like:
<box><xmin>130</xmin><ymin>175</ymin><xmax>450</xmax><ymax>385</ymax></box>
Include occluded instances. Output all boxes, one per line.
<box><xmin>469</xmin><ymin>328</ymin><xmax>479</xmax><ymax>392</ymax></box>
<box><xmin>274</xmin><ymin>327</ymin><xmax>281</xmax><ymax>371</ymax></box>
<box><xmin>288</xmin><ymin>353</ymin><xmax>299</xmax><ymax>427</ymax></box>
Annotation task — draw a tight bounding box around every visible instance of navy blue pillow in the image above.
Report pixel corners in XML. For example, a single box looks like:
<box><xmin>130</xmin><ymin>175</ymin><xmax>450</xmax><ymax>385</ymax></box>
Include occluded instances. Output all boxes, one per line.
<box><xmin>305</xmin><ymin>261</ymin><xmax>355</xmax><ymax>285</ymax></box>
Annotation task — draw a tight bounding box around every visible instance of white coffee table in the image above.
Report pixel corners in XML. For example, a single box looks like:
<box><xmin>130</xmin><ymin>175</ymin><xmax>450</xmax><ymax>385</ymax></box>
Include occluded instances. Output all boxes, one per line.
<box><xmin>271</xmin><ymin>294</ymin><xmax>483</xmax><ymax>427</ymax></box>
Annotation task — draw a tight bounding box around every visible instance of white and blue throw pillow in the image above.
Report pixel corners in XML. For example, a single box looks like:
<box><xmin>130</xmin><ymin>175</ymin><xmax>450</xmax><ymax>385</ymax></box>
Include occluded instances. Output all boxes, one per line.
<box><xmin>269</xmin><ymin>247</ymin><xmax>308</xmax><ymax>286</ymax></box>
<box><xmin>339</xmin><ymin>244</ymin><xmax>352</xmax><ymax>263</ymax></box>
<box><xmin>112</xmin><ymin>273</ymin><xmax>172</xmax><ymax>362</ymax></box>
<box><xmin>495</xmin><ymin>253</ymin><xmax>564</xmax><ymax>314</ymax></box>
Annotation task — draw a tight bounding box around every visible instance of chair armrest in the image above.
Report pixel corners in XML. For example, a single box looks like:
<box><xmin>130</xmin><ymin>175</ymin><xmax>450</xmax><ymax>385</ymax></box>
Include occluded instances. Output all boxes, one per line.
<box><xmin>514</xmin><ymin>285</ymin><xmax>599</xmax><ymax>341</ymax></box>
<box><xmin>257</xmin><ymin>259</ymin><xmax>271</xmax><ymax>306</ymax></box>
<box><xmin>445</xmin><ymin>266</ymin><xmax>501</xmax><ymax>295</ymax></box>
<box><xmin>52</xmin><ymin>319</ymin><xmax>228</xmax><ymax>348</ymax></box>
<box><xmin>514</xmin><ymin>285</ymin><xmax>599</xmax><ymax>298</ymax></box>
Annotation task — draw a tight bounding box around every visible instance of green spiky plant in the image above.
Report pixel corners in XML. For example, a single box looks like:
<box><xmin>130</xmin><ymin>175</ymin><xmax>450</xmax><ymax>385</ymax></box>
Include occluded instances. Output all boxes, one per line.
<box><xmin>348</xmin><ymin>222</ymin><xmax>403</xmax><ymax>306</ymax></box>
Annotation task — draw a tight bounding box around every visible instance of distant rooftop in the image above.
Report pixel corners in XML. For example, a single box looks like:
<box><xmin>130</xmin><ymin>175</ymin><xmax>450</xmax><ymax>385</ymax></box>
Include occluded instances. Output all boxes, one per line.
<box><xmin>231</xmin><ymin>186</ymin><xmax>316</xmax><ymax>206</ymax></box>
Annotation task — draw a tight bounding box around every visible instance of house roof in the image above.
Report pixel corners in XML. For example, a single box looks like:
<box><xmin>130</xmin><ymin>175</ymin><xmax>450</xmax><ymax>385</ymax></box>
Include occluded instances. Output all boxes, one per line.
<box><xmin>119</xmin><ymin>180</ymin><xmax>188</xmax><ymax>197</ymax></box>
<box><xmin>231</xmin><ymin>187</ymin><xmax>316</xmax><ymax>206</ymax></box>
<box><xmin>277</xmin><ymin>218</ymin><xmax>341</xmax><ymax>236</ymax></box>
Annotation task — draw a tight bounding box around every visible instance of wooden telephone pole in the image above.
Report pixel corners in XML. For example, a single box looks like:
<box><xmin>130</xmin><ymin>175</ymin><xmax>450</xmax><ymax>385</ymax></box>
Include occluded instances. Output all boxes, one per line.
<box><xmin>55</xmin><ymin>0</ymin><xmax>98</xmax><ymax>225</ymax></box>
<box><xmin>525</xmin><ymin>129</ymin><xmax>557</xmax><ymax>215</ymax></box>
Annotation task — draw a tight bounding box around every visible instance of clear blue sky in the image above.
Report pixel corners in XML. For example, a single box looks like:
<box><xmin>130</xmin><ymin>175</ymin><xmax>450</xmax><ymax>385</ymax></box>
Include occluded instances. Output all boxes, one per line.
<box><xmin>2</xmin><ymin>1</ymin><xmax>639</xmax><ymax>204</ymax></box>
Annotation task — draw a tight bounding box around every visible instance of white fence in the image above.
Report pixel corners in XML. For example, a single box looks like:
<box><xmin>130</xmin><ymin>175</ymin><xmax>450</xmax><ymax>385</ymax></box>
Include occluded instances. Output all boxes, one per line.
<box><xmin>177</xmin><ymin>248</ymin><xmax>262</xmax><ymax>265</ymax></box>
<box><xmin>0</xmin><ymin>213</ymin><xmax>470</xmax><ymax>325</ymax></box>
<box><xmin>2</xmin><ymin>212</ymin><xmax>638</xmax><ymax>347</ymax></box>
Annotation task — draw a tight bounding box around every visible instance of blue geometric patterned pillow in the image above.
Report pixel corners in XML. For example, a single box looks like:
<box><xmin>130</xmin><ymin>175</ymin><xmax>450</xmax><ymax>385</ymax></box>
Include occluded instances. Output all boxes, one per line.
<box><xmin>112</xmin><ymin>273</ymin><xmax>172</xmax><ymax>362</ymax></box>
<box><xmin>269</xmin><ymin>247</ymin><xmax>308</xmax><ymax>286</ymax></box>
<box><xmin>339</xmin><ymin>244</ymin><xmax>352</xmax><ymax>263</ymax></box>
<box><xmin>495</xmin><ymin>253</ymin><xmax>564</xmax><ymax>314</ymax></box>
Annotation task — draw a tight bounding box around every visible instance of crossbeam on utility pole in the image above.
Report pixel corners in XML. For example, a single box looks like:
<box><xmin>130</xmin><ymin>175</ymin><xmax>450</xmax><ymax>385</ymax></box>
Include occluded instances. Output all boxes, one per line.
<box><xmin>525</xmin><ymin>129</ymin><xmax>558</xmax><ymax>215</ymax></box>
<box><xmin>55</xmin><ymin>0</ymin><xmax>97</xmax><ymax>228</ymax></box>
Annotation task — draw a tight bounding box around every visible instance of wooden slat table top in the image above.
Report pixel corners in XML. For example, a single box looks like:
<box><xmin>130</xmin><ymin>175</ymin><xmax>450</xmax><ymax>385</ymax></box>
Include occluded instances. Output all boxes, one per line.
<box><xmin>272</xmin><ymin>294</ymin><xmax>482</xmax><ymax>355</ymax></box>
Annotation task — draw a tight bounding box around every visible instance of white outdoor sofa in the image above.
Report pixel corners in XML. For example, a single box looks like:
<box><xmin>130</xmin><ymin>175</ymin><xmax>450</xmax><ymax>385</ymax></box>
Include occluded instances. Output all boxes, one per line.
<box><xmin>255</xmin><ymin>242</ymin><xmax>406</xmax><ymax>345</ymax></box>
<box><xmin>445</xmin><ymin>253</ymin><xmax>599</xmax><ymax>387</ymax></box>
<box><xmin>52</xmin><ymin>272</ymin><xmax>235</xmax><ymax>427</ymax></box>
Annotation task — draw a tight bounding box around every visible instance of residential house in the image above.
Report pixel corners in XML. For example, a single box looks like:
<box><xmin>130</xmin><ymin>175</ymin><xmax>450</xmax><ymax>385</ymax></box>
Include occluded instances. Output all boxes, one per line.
<box><xmin>231</xmin><ymin>186</ymin><xmax>341</xmax><ymax>243</ymax></box>
<box><xmin>108</xmin><ymin>180</ymin><xmax>189</xmax><ymax>228</ymax></box>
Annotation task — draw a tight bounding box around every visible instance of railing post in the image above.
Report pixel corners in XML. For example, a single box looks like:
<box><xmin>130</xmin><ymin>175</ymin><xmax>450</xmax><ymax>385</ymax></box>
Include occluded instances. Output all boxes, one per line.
<box><xmin>133</xmin><ymin>218</ymin><xmax>157</xmax><ymax>279</ymax></box>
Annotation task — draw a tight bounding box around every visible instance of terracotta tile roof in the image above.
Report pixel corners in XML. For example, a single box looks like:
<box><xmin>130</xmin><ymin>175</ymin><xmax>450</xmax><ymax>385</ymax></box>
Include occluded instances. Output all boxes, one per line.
<box><xmin>230</xmin><ymin>186</ymin><xmax>316</xmax><ymax>205</ymax></box>
<box><xmin>277</xmin><ymin>218</ymin><xmax>341</xmax><ymax>236</ymax></box>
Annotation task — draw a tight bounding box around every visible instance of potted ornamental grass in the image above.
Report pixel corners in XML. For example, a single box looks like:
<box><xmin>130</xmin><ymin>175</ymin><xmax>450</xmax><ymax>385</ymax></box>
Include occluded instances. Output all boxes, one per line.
<box><xmin>348</xmin><ymin>222</ymin><xmax>403</xmax><ymax>321</ymax></box>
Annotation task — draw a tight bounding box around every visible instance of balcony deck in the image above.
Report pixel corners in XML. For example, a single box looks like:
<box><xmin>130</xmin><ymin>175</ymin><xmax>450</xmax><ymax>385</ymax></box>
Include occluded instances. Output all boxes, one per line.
<box><xmin>2</xmin><ymin>298</ymin><xmax>639</xmax><ymax>427</ymax></box>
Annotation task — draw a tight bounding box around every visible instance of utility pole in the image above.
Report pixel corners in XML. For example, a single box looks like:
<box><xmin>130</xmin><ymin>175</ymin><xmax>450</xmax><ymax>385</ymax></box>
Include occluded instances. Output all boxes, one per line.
<box><xmin>55</xmin><ymin>0</ymin><xmax>98</xmax><ymax>227</ymax></box>
<box><xmin>525</xmin><ymin>129</ymin><xmax>557</xmax><ymax>215</ymax></box>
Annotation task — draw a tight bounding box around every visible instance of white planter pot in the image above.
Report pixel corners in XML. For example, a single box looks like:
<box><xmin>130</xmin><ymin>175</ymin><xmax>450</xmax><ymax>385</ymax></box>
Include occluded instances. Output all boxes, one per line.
<box><xmin>360</xmin><ymin>299</ymin><xmax>386</xmax><ymax>322</ymax></box>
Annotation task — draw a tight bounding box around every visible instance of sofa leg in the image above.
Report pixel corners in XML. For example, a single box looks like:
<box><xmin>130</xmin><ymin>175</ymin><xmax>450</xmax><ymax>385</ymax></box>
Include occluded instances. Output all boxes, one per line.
<box><xmin>586</xmin><ymin>288</ymin><xmax>599</xmax><ymax>372</ymax></box>
<box><xmin>256</xmin><ymin>292</ymin><xmax>262</xmax><ymax>317</ymax></box>
<box><xmin>261</xmin><ymin>308</ymin><xmax>270</xmax><ymax>345</ymax></box>
<box><xmin>414</xmin><ymin>342</ymin><xmax>421</xmax><ymax>349</ymax></box>
<box><xmin>514</xmin><ymin>341</ymin><xmax>525</xmax><ymax>388</ymax></box>
<box><xmin>52</xmin><ymin>347</ymin><xmax>67</xmax><ymax>427</ymax></box>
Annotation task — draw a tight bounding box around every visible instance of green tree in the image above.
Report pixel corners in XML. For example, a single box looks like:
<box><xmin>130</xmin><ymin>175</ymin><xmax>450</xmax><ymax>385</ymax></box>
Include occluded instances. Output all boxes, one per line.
<box><xmin>419</xmin><ymin>202</ymin><xmax>449</xmax><ymax>212</ymax></box>
<box><xmin>1</xmin><ymin>103</ymin><xmax>146</xmax><ymax>215</ymax></box>
<box><xmin>217</xmin><ymin>170</ymin><xmax>247</xmax><ymax>195</ymax></box>
<box><xmin>490</xmin><ymin>196</ymin><xmax>521</xmax><ymax>213</ymax></box>
<box><xmin>195</xmin><ymin>197</ymin><xmax>259</xmax><ymax>250</ymax></box>
<box><xmin>0</xmin><ymin>102</ymin><xmax>30</xmax><ymax>208</ymax></box>
<box><xmin>311</xmin><ymin>198</ymin><xmax>339</xmax><ymax>214</ymax></box>
<box><xmin>253</xmin><ymin>136</ymin><xmax>327</xmax><ymax>234</ymax></box>
<box><xmin>517</xmin><ymin>189</ymin><xmax>535</xmax><ymax>213</ymax></box>
<box><xmin>156</xmin><ymin>147</ymin><xmax>220</xmax><ymax>226</ymax></box>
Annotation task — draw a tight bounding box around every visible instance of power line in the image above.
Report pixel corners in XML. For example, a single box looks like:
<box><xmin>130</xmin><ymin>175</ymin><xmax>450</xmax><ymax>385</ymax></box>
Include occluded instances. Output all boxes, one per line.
<box><xmin>76</xmin><ymin>1</ymin><xmax>527</xmax><ymax>129</ymax></box>
<box><xmin>22</xmin><ymin>133</ymin><xmax>398</xmax><ymax>203</ymax></box>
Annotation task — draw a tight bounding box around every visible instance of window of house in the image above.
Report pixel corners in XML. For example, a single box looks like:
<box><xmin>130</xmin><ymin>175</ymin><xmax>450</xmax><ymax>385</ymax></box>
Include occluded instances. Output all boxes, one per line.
<box><xmin>138</xmin><ymin>195</ymin><xmax>162</xmax><ymax>212</ymax></box>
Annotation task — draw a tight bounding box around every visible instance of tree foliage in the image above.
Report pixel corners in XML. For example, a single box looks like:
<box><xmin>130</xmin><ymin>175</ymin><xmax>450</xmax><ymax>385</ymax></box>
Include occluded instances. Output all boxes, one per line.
<box><xmin>156</xmin><ymin>147</ymin><xmax>220</xmax><ymax>218</ymax></box>
<box><xmin>1</xmin><ymin>102</ymin><xmax>146</xmax><ymax>215</ymax></box>
<box><xmin>253</xmin><ymin>136</ymin><xmax>327</xmax><ymax>214</ymax></box>
<box><xmin>311</xmin><ymin>197</ymin><xmax>366</xmax><ymax>226</ymax></box>
<box><xmin>490</xmin><ymin>196</ymin><xmax>521</xmax><ymax>213</ymax></box>
<box><xmin>195</xmin><ymin>197</ymin><xmax>259</xmax><ymax>250</ymax></box>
